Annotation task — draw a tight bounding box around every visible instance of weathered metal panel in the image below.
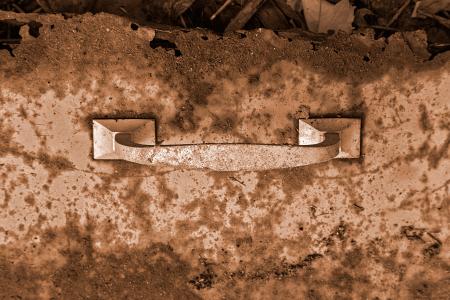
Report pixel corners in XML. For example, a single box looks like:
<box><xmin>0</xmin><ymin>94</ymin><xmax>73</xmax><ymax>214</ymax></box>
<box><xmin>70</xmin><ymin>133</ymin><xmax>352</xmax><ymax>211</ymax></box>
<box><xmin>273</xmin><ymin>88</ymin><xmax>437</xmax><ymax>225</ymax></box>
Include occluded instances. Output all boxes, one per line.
<box><xmin>0</xmin><ymin>12</ymin><xmax>449</xmax><ymax>299</ymax></box>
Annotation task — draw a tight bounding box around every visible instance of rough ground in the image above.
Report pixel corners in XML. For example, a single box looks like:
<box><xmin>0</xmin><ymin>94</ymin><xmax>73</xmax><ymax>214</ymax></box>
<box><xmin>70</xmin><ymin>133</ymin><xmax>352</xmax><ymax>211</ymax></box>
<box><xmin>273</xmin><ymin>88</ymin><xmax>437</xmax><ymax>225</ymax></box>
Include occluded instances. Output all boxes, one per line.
<box><xmin>0</xmin><ymin>12</ymin><xmax>449</xmax><ymax>299</ymax></box>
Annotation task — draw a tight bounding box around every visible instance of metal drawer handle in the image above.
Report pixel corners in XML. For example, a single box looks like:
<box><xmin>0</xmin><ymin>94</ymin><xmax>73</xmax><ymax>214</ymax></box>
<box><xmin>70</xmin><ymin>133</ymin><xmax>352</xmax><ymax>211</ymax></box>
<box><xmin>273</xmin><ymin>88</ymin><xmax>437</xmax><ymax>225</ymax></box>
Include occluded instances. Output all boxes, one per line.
<box><xmin>93</xmin><ymin>118</ymin><xmax>360</xmax><ymax>171</ymax></box>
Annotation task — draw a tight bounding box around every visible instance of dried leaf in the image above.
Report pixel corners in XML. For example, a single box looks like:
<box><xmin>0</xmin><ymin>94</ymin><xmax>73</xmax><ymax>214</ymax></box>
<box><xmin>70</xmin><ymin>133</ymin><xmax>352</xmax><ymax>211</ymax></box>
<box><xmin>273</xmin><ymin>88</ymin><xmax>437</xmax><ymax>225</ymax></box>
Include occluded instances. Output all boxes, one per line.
<box><xmin>287</xmin><ymin>0</ymin><xmax>303</xmax><ymax>11</ymax></box>
<box><xmin>36</xmin><ymin>0</ymin><xmax>51</xmax><ymax>12</ymax></box>
<box><xmin>225</xmin><ymin>0</ymin><xmax>265</xmax><ymax>32</ymax></box>
<box><xmin>171</xmin><ymin>0</ymin><xmax>196</xmax><ymax>17</ymax></box>
<box><xmin>302</xmin><ymin>0</ymin><xmax>355</xmax><ymax>33</ymax></box>
<box><xmin>36</xmin><ymin>0</ymin><xmax>96</xmax><ymax>13</ymax></box>
<box><xmin>354</xmin><ymin>8</ymin><xmax>375</xmax><ymax>28</ymax></box>
<box><xmin>418</xmin><ymin>0</ymin><xmax>450</xmax><ymax>15</ymax></box>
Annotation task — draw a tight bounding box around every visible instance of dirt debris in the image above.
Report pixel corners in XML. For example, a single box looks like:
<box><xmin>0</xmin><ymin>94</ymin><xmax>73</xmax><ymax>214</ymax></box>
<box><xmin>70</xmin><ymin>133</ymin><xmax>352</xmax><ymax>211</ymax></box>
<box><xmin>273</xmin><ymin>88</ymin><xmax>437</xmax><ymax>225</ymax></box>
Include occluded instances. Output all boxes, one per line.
<box><xmin>1</xmin><ymin>0</ymin><xmax>449</xmax><ymax>56</ymax></box>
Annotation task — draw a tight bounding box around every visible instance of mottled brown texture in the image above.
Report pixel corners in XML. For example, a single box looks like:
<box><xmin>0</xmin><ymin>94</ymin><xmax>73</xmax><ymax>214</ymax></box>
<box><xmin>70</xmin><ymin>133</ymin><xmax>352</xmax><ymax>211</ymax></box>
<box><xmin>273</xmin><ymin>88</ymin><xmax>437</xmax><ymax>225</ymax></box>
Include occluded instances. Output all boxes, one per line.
<box><xmin>0</xmin><ymin>11</ymin><xmax>449</xmax><ymax>300</ymax></box>
<box><xmin>1</xmin><ymin>216</ymin><xmax>202</xmax><ymax>300</ymax></box>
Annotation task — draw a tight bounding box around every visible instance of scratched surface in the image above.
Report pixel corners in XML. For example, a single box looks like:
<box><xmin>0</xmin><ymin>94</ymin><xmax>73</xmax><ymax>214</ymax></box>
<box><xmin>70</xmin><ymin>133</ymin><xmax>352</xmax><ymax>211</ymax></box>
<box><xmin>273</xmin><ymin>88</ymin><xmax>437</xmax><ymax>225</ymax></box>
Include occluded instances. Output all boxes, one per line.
<box><xmin>0</xmin><ymin>12</ymin><xmax>449</xmax><ymax>299</ymax></box>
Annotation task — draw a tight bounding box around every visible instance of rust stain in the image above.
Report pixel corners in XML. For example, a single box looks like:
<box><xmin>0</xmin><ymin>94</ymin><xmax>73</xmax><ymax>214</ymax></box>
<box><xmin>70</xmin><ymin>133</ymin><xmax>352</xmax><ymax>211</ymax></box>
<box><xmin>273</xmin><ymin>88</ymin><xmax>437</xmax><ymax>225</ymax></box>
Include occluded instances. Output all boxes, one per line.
<box><xmin>0</xmin><ymin>11</ymin><xmax>449</xmax><ymax>300</ymax></box>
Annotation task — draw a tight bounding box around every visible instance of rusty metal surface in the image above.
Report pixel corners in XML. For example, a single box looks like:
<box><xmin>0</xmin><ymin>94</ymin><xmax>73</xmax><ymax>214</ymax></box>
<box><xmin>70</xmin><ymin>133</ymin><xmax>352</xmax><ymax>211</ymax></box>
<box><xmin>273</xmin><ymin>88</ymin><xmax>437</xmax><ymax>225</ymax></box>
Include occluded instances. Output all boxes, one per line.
<box><xmin>93</xmin><ymin>118</ymin><xmax>360</xmax><ymax>170</ymax></box>
<box><xmin>0</xmin><ymin>12</ymin><xmax>449</xmax><ymax>300</ymax></box>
